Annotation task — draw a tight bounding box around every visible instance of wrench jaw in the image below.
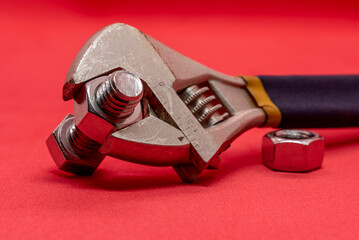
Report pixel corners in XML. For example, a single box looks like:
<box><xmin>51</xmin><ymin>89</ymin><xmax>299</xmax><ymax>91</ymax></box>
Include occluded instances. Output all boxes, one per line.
<box><xmin>173</xmin><ymin>152</ymin><xmax>222</xmax><ymax>183</ymax></box>
<box><xmin>100</xmin><ymin>115</ymin><xmax>192</xmax><ymax>167</ymax></box>
<box><xmin>63</xmin><ymin>23</ymin><xmax>169</xmax><ymax>101</ymax></box>
<box><xmin>63</xmin><ymin>25</ymin><xmax>117</xmax><ymax>101</ymax></box>
<box><xmin>100</xmin><ymin>80</ymin><xmax>266</xmax><ymax>183</ymax></box>
<box><xmin>60</xmin><ymin>22</ymin><xmax>267</xmax><ymax>182</ymax></box>
<box><xmin>63</xmin><ymin>23</ymin><xmax>246</xmax><ymax>101</ymax></box>
<box><xmin>99</xmin><ymin>114</ymin><xmax>214</xmax><ymax>183</ymax></box>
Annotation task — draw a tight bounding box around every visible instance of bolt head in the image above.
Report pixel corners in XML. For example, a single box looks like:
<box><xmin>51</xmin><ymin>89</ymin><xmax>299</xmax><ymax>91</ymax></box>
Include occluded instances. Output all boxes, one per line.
<box><xmin>46</xmin><ymin>114</ymin><xmax>105</xmax><ymax>175</ymax></box>
<box><xmin>262</xmin><ymin>129</ymin><xmax>324</xmax><ymax>172</ymax></box>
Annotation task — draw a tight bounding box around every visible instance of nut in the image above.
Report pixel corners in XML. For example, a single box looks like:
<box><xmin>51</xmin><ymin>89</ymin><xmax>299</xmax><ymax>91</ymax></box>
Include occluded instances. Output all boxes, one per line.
<box><xmin>73</xmin><ymin>71</ymin><xmax>143</xmax><ymax>144</ymax></box>
<box><xmin>47</xmin><ymin>70</ymin><xmax>144</xmax><ymax>175</ymax></box>
<box><xmin>262</xmin><ymin>129</ymin><xmax>324</xmax><ymax>172</ymax></box>
<box><xmin>46</xmin><ymin>114</ymin><xmax>105</xmax><ymax>175</ymax></box>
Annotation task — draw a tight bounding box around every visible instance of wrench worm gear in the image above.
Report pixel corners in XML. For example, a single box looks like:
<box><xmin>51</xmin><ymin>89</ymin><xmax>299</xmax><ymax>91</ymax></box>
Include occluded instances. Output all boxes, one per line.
<box><xmin>47</xmin><ymin>23</ymin><xmax>359</xmax><ymax>182</ymax></box>
<box><xmin>179</xmin><ymin>84</ymin><xmax>229</xmax><ymax>127</ymax></box>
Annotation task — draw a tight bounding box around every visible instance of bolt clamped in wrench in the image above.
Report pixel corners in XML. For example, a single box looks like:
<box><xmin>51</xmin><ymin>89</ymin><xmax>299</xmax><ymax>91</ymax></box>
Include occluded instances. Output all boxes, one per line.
<box><xmin>47</xmin><ymin>23</ymin><xmax>359</xmax><ymax>182</ymax></box>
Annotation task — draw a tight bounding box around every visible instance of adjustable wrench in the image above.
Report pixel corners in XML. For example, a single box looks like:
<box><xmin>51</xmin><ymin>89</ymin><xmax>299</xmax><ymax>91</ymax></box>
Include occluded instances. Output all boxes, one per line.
<box><xmin>49</xmin><ymin>23</ymin><xmax>359</xmax><ymax>182</ymax></box>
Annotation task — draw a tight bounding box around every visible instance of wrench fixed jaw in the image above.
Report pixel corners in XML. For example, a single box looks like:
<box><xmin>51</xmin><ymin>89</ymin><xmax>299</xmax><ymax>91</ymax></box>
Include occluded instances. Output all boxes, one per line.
<box><xmin>63</xmin><ymin>23</ymin><xmax>245</xmax><ymax>101</ymax></box>
<box><xmin>62</xmin><ymin>23</ymin><xmax>266</xmax><ymax>182</ymax></box>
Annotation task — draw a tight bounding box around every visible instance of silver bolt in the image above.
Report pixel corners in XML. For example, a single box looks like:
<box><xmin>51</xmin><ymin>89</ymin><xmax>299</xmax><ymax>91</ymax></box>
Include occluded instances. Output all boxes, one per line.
<box><xmin>68</xmin><ymin>70</ymin><xmax>143</xmax><ymax>157</ymax></box>
<box><xmin>96</xmin><ymin>70</ymin><xmax>143</xmax><ymax>119</ymax></box>
<box><xmin>47</xmin><ymin>71</ymin><xmax>144</xmax><ymax>175</ymax></box>
<box><xmin>67</xmin><ymin>124</ymin><xmax>101</xmax><ymax>157</ymax></box>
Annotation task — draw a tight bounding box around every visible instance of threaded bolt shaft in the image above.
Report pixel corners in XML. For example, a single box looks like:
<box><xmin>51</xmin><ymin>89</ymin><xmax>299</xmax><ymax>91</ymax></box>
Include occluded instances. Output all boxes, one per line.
<box><xmin>96</xmin><ymin>70</ymin><xmax>143</xmax><ymax>119</ymax></box>
<box><xmin>68</xmin><ymin>124</ymin><xmax>101</xmax><ymax>157</ymax></box>
<box><xmin>64</xmin><ymin>71</ymin><xmax>143</xmax><ymax>159</ymax></box>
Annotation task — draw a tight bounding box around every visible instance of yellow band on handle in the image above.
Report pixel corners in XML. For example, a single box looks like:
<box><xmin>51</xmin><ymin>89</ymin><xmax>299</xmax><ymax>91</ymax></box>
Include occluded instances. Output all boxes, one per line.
<box><xmin>242</xmin><ymin>76</ymin><xmax>282</xmax><ymax>127</ymax></box>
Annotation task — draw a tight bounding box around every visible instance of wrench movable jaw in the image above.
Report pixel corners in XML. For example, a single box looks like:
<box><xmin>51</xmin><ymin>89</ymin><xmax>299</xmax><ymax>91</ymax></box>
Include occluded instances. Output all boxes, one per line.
<box><xmin>100</xmin><ymin>115</ymin><xmax>192</xmax><ymax>166</ymax></box>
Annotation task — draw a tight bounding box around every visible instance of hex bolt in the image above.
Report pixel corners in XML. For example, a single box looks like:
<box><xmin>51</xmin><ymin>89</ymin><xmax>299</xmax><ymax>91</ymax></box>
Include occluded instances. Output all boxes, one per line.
<box><xmin>47</xmin><ymin>70</ymin><xmax>144</xmax><ymax>174</ymax></box>
<box><xmin>47</xmin><ymin>114</ymin><xmax>104</xmax><ymax>175</ymax></box>
<box><xmin>68</xmin><ymin>70</ymin><xmax>143</xmax><ymax>156</ymax></box>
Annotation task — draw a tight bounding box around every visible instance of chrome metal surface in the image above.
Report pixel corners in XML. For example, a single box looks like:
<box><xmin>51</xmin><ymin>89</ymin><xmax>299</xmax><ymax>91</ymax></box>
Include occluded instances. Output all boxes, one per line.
<box><xmin>68</xmin><ymin>124</ymin><xmax>101</xmax><ymax>156</ymax></box>
<box><xmin>47</xmin><ymin>70</ymin><xmax>143</xmax><ymax>175</ymax></box>
<box><xmin>73</xmin><ymin>72</ymin><xmax>143</xmax><ymax>144</ymax></box>
<box><xmin>96</xmin><ymin>70</ymin><xmax>143</xmax><ymax>119</ymax></box>
<box><xmin>51</xmin><ymin>23</ymin><xmax>268</xmax><ymax>182</ymax></box>
<box><xmin>62</xmin><ymin>24</ymin><xmax>258</xmax><ymax>169</ymax></box>
<box><xmin>100</xmin><ymin>115</ymin><xmax>192</xmax><ymax>166</ymax></box>
<box><xmin>274</xmin><ymin>129</ymin><xmax>315</xmax><ymax>140</ymax></box>
<box><xmin>262</xmin><ymin>129</ymin><xmax>324</xmax><ymax>172</ymax></box>
<box><xmin>46</xmin><ymin>114</ymin><xmax>105</xmax><ymax>175</ymax></box>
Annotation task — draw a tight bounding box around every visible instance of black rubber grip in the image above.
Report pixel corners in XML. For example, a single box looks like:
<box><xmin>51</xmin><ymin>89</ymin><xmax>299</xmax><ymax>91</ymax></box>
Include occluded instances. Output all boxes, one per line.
<box><xmin>258</xmin><ymin>75</ymin><xmax>359</xmax><ymax>128</ymax></box>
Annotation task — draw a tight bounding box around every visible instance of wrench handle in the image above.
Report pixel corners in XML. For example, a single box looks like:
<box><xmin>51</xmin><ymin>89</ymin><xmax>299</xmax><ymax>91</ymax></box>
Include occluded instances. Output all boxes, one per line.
<box><xmin>244</xmin><ymin>75</ymin><xmax>359</xmax><ymax>128</ymax></box>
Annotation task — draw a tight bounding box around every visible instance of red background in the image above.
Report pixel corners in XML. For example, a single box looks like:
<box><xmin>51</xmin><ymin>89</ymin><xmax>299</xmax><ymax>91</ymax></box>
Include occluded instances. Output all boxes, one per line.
<box><xmin>1</xmin><ymin>0</ymin><xmax>359</xmax><ymax>239</ymax></box>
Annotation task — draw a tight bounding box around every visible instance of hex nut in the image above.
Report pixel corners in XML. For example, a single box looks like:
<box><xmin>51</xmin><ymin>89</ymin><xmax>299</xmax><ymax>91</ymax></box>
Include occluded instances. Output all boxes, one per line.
<box><xmin>262</xmin><ymin>129</ymin><xmax>324</xmax><ymax>172</ymax></box>
<box><xmin>46</xmin><ymin>114</ymin><xmax>105</xmax><ymax>175</ymax></box>
<box><xmin>73</xmin><ymin>75</ymin><xmax>143</xmax><ymax>144</ymax></box>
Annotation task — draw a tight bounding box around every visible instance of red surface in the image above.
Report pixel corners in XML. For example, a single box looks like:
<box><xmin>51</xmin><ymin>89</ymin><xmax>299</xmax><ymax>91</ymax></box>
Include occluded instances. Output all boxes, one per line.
<box><xmin>1</xmin><ymin>1</ymin><xmax>359</xmax><ymax>239</ymax></box>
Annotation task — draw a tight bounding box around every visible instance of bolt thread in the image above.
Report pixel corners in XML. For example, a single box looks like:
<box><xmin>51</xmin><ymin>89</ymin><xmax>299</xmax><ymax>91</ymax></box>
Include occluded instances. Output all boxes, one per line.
<box><xmin>96</xmin><ymin>71</ymin><xmax>143</xmax><ymax>119</ymax></box>
<box><xmin>68</xmin><ymin>124</ymin><xmax>101</xmax><ymax>156</ymax></box>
